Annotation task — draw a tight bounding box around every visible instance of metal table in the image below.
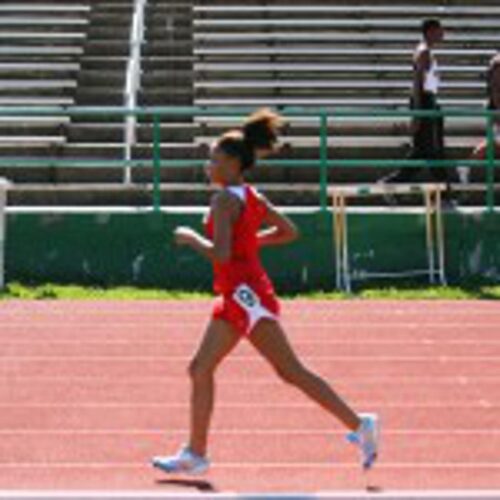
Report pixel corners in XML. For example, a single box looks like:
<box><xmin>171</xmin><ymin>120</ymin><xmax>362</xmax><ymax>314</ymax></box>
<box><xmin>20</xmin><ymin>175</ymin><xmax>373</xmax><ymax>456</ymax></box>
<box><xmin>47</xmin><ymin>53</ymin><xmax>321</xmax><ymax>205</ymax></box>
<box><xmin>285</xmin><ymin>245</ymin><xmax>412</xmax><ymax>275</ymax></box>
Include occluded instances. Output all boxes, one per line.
<box><xmin>329</xmin><ymin>183</ymin><xmax>447</xmax><ymax>292</ymax></box>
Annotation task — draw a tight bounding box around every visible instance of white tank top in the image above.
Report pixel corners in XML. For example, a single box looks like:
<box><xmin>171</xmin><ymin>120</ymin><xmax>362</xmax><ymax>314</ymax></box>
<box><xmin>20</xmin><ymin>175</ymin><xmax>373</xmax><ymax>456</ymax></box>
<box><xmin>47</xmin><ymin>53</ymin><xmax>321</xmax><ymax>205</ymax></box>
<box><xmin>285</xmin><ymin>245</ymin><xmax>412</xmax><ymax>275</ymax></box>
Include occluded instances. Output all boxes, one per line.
<box><xmin>420</xmin><ymin>43</ymin><xmax>440</xmax><ymax>94</ymax></box>
<box><xmin>226</xmin><ymin>185</ymin><xmax>246</xmax><ymax>202</ymax></box>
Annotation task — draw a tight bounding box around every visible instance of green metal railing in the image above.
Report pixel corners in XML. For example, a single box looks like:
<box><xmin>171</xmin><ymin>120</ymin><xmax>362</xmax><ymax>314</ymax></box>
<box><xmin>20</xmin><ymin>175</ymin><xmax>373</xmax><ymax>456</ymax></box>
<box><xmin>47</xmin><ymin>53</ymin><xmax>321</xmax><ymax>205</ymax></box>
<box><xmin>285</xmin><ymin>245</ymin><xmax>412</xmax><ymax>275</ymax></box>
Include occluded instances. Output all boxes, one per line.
<box><xmin>0</xmin><ymin>105</ymin><xmax>498</xmax><ymax>212</ymax></box>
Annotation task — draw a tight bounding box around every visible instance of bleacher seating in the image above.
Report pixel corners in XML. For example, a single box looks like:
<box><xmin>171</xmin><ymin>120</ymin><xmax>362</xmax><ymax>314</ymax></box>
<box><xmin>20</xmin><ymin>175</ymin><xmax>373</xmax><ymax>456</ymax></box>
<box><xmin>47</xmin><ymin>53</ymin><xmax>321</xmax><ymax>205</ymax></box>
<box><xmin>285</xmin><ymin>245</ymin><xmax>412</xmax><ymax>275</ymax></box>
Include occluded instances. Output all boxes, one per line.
<box><xmin>0</xmin><ymin>0</ymin><xmax>499</xmax><ymax>206</ymax></box>
<box><xmin>0</xmin><ymin>1</ymin><xmax>89</xmax><ymax>183</ymax></box>
<box><xmin>193</xmin><ymin>0</ymin><xmax>499</xmax><ymax>198</ymax></box>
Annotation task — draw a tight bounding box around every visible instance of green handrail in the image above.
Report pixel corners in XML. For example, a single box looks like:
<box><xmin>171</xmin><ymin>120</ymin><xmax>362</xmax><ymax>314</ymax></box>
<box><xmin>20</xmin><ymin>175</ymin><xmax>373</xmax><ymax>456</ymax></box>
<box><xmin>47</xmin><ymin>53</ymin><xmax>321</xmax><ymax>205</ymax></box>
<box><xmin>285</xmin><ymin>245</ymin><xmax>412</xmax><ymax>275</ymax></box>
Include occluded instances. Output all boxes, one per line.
<box><xmin>0</xmin><ymin>105</ymin><xmax>499</xmax><ymax>118</ymax></box>
<box><xmin>0</xmin><ymin>105</ymin><xmax>498</xmax><ymax>212</ymax></box>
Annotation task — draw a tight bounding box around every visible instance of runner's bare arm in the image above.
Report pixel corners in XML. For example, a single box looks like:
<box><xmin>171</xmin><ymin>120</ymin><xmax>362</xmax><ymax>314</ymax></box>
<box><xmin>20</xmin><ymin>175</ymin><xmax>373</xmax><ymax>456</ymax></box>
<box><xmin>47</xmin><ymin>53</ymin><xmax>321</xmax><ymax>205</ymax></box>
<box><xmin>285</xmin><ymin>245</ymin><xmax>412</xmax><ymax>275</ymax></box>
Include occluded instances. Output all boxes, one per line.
<box><xmin>258</xmin><ymin>196</ymin><xmax>299</xmax><ymax>247</ymax></box>
<box><xmin>174</xmin><ymin>192</ymin><xmax>240</xmax><ymax>263</ymax></box>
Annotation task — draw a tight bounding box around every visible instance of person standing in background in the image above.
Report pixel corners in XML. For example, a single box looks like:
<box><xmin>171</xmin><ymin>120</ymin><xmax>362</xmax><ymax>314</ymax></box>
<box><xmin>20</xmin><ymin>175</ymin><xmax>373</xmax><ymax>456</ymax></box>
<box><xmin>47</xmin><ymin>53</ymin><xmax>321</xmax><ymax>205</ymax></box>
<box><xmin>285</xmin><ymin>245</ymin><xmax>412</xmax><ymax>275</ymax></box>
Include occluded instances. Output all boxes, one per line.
<box><xmin>381</xmin><ymin>19</ymin><xmax>458</xmax><ymax>190</ymax></box>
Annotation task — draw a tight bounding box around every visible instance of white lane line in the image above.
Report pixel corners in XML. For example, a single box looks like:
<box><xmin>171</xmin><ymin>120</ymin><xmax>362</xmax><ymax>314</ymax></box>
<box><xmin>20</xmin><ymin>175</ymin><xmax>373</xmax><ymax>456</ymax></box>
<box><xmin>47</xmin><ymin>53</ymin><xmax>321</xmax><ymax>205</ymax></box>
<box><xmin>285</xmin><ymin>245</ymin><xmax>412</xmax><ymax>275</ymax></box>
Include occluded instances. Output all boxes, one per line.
<box><xmin>0</xmin><ymin>462</ymin><xmax>499</xmax><ymax>469</ymax></box>
<box><xmin>2</xmin><ymin>490</ymin><xmax>500</xmax><ymax>499</ymax></box>
<box><xmin>1</xmin><ymin>321</ymin><xmax>500</xmax><ymax>328</ymax></box>
<box><xmin>0</xmin><ymin>376</ymin><xmax>496</xmax><ymax>384</ymax></box>
<box><xmin>3</xmin><ymin>340</ymin><xmax>500</xmax><ymax>345</ymax></box>
<box><xmin>0</xmin><ymin>429</ymin><xmax>498</xmax><ymax>436</ymax></box>
<box><xmin>1</xmin><ymin>356</ymin><xmax>500</xmax><ymax>361</ymax></box>
<box><xmin>0</xmin><ymin>402</ymin><xmax>494</xmax><ymax>409</ymax></box>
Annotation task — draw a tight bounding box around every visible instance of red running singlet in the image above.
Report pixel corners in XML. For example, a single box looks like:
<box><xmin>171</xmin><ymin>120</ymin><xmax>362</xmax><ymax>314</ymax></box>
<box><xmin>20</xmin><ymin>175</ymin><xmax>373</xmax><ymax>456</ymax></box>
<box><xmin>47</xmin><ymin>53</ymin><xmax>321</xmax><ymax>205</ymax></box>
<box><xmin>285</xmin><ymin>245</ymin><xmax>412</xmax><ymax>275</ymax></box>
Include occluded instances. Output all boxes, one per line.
<box><xmin>205</xmin><ymin>185</ymin><xmax>280</xmax><ymax>336</ymax></box>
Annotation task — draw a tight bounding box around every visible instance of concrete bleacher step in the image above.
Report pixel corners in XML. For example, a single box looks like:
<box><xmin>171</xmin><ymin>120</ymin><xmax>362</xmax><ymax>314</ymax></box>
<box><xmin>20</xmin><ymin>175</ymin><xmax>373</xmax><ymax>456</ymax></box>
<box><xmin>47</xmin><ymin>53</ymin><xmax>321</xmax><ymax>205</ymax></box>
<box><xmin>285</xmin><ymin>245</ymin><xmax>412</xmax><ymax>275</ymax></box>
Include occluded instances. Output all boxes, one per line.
<box><xmin>132</xmin><ymin>143</ymin><xmax>205</xmax><ymax>160</ymax></box>
<box><xmin>0</xmin><ymin>79</ymin><xmax>76</xmax><ymax>90</ymax></box>
<box><xmin>195</xmin><ymin>4</ymin><xmax>500</xmax><ymax>15</ymax></box>
<box><xmin>87</xmin><ymin>26</ymin><xmax>130</xmax><ymax>39</ymax></box>
<box><xmin>142</xmin><ymin>42</ymin><xmax>193</xmax><ymax>57</ymax></box>
<box><xmin>65</xmin><ymin>123</ymin><xmax>194</xmax><ymax>144</ymax></box>
<box><xmin>138</xmin><ymin>90</ymin><xmax>194</xmax><ymax>106</ymax></box>
<box><xmin>0</xmin><ymin>5</ymin><xmax>89</xmax><ymax>13</ymax></box>
<box><xmin>195</xmin><ymin>47</ymin><xmax>497</xmax><ymax>58</ymax></box>
<box><xmin>7</xmin><ymin>184</ymin><xmax>159</xmax><ymax>206</ymax></box>
<box><xmin>62</xmin><ymin>144</ymin><xmax>125</xmax><ymax>159</ymax></box>
<box><xmin>74</xmin><ymin>88</ymin><xmax>126</xmax><ymax>105</ymax></box>
<box><xmin>83</xmin><ymin>41</ymin><xmax>131</xmax><ymax>57</ymax></box>
<box><xmin>196</xmin><ymin>36</ymin><xmax>500</xmax><ymax>52</ymax></box>
<box><xmin>193</xmin><ymin>135</ymin><xmax>478</xmax><ymax>150</ymax></box>
<box><xmin>6</xmin><ymin>182</ymin><xmax>498</xmax><ymax>207</ymax></box>
<box><xmin>194</xmin><ymin>5</ymin><xmax>500</xmax><ymax>17</ymax></box>
<box><xmin>0</xmin><ymin>115</ymin><xmax>69</xmax><ymax>126</ymax></box>
<box><xmin>66</xmin><ymin>124</ymin><xmax>125</xmax><ymax>143</ymax></box>
<box><xmin>0</xmin><ymin>96</ymin><xmax>74</xmax><ymax>105</ymax></box>
<box><xmin>196</xmin><ymin>31</ymin><xmax>500</xmax><ymax>41</ymax></box>
<box><xmin>142</xmin><ymin>57</ymin><xmax>194</xmax><ymax>71</ymax></box>
<box><xmin>2</xmin><ymin>183</ymin><xmax>301</xmax><ymax>207</ymax></box>
<box><xmin>0</xmin><ymin>18</ymin><xmax>88</xmax><ymax>27</ymax></box>
<box><xmin>142</xmin><ymin>71</ymin><xmax>193</xmax><ymax>87</ymax></box>
<box><xmin>194</xmin><ymin>82</ymin><xmax>483</xmax><ymax>99</ymax></box>
<box><xmin>195</xmin><ymin>118</ymin><xmax>486</xmax><ymax>138</ymax></box>
<box><xmin>0</xmin><ymin>32</ymin><xmax>86</xmax><ymax>44</ymax></box>
<box><xmin>194</xmin><ymin>62</ymin><xmax>485</xmax><ymax>79</ymax></box>
<box><xmin>136</xmin><ymin>124</ymin><xmax>196</xmax><ymax>143</ymax></box>
<box><xmin>0</xmin><ymin>62</ymin><xmax>80</xmax><ymax>80</ymax></box>
<box><xmin>80</xmin><ymin>57</ymin><xmax>127</xmax><ymax>71</ymax></box>
<box><xmin>147</xmin><ymin>27</ymin><xmax>195</xmax><ymax>42</ymax></box>
<box><xmin>0</xmin><ymin>46</ymin><xmax>84</xmax><ymax>56</ymax></box>
<box><xmin>194</xmin><ymin>97</ymin><xmax>485</xmax><ymax>107</ymax></box>
<box><xmin>194</xmin><ymin>19</ymin><xmax>500</xmax><ymax>32</ymax></box>
<box><xmin>77</xmin><ymin>70</ymin><xmax>125</xmax><ymax>86</ymax></box>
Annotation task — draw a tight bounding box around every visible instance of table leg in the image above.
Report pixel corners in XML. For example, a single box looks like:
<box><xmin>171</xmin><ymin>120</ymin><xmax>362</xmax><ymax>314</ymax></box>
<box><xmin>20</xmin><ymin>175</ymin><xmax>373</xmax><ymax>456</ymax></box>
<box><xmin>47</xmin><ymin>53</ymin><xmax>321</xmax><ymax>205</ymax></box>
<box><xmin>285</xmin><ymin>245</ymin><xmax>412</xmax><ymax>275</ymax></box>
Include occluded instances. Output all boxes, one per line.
<box><xmin>435</xmin><ymin>188</ymin><xmax>447</xmax><ymax>286</ymax></box>
<box><xmin>333</xmin><ymin>194</ymin><xmax>342</xmax><ymax>290</ymax></box>
<box><xmin>424</xmin><ymin>189</ymin><xmax>436</xmax><ymax>285</ymax></box>
<box><xmin>339</xmin><ymin>195</ymin><xmax>351</xmax><ymax>293</ymax></box>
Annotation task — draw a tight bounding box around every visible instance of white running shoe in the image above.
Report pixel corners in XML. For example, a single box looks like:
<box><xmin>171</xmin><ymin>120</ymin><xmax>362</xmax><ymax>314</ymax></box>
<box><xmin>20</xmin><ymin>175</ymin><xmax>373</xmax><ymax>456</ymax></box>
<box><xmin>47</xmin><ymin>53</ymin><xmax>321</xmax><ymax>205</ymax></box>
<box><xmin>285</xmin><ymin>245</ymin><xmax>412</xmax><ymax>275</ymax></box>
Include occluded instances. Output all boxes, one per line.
<box><xmin>346</xmin><ymin>413</ymin><xmax>380</xmax><ymax>470</ymax></box>
<box><xmin>152</xmin><ymin>445</ymin><xmax>210</xmax><ymax>475</ymax></box>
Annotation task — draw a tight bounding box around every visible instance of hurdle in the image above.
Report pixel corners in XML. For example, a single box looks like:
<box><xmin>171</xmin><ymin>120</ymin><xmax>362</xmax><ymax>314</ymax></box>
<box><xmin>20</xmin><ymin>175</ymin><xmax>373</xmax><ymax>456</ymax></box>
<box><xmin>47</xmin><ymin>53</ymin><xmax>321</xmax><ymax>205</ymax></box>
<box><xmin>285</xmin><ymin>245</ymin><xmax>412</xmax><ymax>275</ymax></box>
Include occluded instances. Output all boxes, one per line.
<box><xmin>329</xmin><ymin>183</ymin><xmax>447</xmax><ymax>292</ymax></box>
<box><xmin>0</xmin><ymin>177</ymin><xmax>10</xmax><ymax>290</ymax></box>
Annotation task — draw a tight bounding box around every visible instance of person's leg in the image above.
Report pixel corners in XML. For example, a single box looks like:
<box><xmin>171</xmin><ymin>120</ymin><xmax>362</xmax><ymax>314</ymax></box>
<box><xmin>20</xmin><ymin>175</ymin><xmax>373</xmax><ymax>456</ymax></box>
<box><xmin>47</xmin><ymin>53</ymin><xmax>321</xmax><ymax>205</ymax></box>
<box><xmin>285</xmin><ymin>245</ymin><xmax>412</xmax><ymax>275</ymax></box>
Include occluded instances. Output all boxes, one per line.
<box><xmin>248</xmin><ymin>318</ymin><xmax>360</xmax><ymax>431</ymax></box>
<box><xmin>382</xmin><ymin>156</ymin><xmax>420</xmax><ymax>183</ymax></box>
<box><xmin>428</xmin><ymin>106</ymin><xmax>458</xmax><ymax>184</ymax></box>
<box><xmin>381</xmin><ymin>126</ymin><xmax>422</xmax><ymax>183</ymax></box>
<box><xmin>381</xmin><ymin>97</ymin><xmax>422</xmax><ymax>184</ymax></box>
<box><xmin>188</xmin><ymin>319</ymin><xmax>241</xmax><ymax>456</ymax></box>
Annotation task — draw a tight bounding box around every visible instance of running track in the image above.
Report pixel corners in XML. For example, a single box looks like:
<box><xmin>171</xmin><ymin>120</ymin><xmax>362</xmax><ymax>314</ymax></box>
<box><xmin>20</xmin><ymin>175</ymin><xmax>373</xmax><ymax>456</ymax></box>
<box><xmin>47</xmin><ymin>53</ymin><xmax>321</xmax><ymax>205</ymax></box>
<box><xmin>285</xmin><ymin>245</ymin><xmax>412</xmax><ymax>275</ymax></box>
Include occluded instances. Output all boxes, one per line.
<box><xmin>0</xmin><ymin>300</ymin><xmax>499</xmax><ymax>496</ymax></box>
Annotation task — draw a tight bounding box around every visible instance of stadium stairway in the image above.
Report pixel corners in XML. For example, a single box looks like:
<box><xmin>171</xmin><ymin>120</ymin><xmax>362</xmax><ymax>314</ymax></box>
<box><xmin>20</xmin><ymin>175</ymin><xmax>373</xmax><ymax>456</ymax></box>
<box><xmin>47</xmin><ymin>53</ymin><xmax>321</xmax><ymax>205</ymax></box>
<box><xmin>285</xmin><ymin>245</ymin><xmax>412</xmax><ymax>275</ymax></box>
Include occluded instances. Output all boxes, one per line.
<box><xmin>132</xmin><ymin>0</ymin><xmax>201</xmax><ymax>186</ymax></box>
<box><xmin>60</xmin><ymin>0</ymin><xmax>134</xmax><ymax>184</ymax></box>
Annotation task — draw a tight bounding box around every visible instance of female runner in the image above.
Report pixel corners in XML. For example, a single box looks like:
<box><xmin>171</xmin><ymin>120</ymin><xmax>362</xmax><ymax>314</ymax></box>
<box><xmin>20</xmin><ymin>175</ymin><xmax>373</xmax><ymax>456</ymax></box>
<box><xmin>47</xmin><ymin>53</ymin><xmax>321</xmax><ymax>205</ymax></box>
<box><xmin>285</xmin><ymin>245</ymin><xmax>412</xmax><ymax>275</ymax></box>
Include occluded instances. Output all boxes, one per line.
<box><xmin>152</xmin><ymin>109</ymin><xmax>379</xmax><ymax>474</ymax></box>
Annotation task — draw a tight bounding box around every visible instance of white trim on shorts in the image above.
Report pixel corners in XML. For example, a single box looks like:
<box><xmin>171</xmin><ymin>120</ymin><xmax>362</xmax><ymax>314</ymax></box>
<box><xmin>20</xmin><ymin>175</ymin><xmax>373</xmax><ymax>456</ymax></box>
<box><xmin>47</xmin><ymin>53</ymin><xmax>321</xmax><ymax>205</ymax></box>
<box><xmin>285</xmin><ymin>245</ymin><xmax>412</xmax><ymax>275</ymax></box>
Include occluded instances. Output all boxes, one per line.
<box><xmin>232</xmin><ymin>283</ymin><xmax>278</xmax><ymax>334</ymax></box>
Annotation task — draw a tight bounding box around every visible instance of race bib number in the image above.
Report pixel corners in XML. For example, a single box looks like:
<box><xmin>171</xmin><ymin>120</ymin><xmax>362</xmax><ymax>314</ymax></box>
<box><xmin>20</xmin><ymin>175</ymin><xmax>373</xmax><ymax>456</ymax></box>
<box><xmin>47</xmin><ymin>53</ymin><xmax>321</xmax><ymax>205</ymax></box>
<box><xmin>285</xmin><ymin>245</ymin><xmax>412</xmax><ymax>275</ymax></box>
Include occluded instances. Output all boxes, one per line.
<box><xmin>233</xmin><ymin>284</ymin><xmax>260</xmax><ymax>311</ymax></box>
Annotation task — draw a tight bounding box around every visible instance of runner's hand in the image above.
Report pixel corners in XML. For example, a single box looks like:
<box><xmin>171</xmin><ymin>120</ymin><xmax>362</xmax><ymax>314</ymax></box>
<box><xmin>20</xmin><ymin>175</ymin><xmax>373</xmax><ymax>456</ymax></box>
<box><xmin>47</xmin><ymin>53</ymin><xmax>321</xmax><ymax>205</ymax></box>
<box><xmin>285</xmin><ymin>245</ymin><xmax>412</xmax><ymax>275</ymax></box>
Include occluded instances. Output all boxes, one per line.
<box><xmin>174</xmin><ymin>227</ymin><xmax>199</xmax><ymax>246</ymax></box>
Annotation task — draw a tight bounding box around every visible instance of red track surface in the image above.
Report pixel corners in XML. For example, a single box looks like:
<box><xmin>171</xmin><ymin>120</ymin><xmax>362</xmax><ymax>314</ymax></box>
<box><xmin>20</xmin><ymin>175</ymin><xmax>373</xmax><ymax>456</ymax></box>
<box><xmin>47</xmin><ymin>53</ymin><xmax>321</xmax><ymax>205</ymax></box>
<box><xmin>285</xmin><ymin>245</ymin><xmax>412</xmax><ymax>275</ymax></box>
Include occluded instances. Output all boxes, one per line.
<box><xmin>0</xmin><ymin>300</ymin><xmax>499</xmax><ymax>493</ymax></box>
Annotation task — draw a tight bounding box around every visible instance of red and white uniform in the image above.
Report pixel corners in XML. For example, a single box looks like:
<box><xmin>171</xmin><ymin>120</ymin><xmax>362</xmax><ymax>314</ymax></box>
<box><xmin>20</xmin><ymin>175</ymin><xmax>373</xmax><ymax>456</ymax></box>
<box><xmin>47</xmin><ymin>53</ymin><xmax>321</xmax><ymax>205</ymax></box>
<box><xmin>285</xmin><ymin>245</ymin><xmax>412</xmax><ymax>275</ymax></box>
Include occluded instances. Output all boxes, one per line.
<box><xmin>205</xmin><ymin>184</ymin><xmax>280</xmax><ymax>336</ymax></box>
